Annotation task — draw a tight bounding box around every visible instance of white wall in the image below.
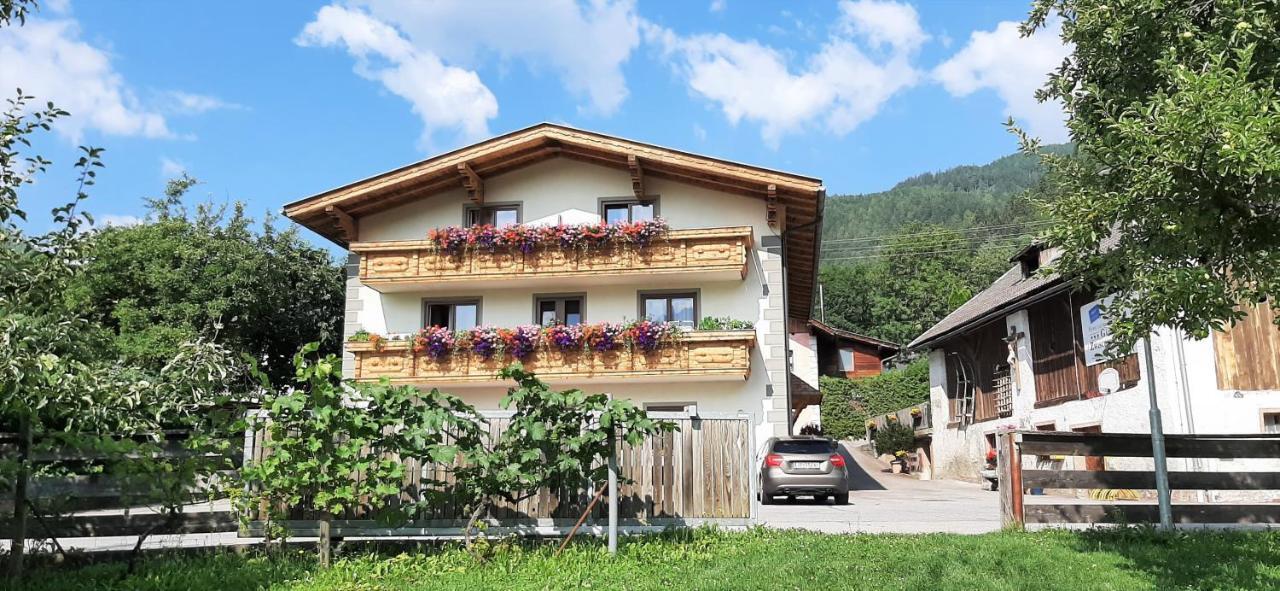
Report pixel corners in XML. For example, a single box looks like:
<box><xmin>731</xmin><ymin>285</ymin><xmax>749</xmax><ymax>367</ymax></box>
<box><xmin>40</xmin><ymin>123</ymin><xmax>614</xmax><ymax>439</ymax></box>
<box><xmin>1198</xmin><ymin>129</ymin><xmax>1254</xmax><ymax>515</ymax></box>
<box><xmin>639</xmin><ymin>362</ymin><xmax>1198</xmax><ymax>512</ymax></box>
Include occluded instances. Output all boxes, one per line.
<box><xmin>344</xmin><ymin>157</ymin><xmax>795</xmax><ymax>446</ymax></box>
<box><xmin>928</xmin><ymin>320</ymin><xmax>1280</xmax><ymax>482</ymax></box>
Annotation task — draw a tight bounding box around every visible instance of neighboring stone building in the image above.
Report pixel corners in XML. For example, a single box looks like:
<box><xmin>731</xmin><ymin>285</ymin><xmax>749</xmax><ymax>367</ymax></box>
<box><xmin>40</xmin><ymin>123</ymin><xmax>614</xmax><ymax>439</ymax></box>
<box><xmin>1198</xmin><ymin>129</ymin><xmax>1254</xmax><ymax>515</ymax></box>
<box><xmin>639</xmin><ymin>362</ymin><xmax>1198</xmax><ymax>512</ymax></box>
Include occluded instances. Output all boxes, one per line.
<box><xmin>909</xmin><ymin>243</ymin><xmax>1280</xmax><ymax>482</ymax></box>
<box><xmin>283</xmin><ymin>123</ymin><xmax>825</xmax><ymax>445</ymax></box>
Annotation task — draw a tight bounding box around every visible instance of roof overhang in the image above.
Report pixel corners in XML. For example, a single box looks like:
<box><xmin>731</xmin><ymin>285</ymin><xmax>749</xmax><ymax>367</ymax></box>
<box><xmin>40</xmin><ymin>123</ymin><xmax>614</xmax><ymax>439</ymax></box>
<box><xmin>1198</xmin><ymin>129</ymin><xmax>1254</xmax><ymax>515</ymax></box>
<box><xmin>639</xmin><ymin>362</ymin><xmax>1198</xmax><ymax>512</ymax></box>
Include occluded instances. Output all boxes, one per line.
<box><xmin>283</xmin><ymin>123</ymin><xmax>825</xmax><ymax>320</ymax></box>
<box><xmin>907</xmin><ymin>279</ymin><xmax>1070</xmax><ymax>351</ymax></box>
<box><xmin>808</xmin><ymin>319</ymin><xmax>901</xmax><ymax>355</ymax></box>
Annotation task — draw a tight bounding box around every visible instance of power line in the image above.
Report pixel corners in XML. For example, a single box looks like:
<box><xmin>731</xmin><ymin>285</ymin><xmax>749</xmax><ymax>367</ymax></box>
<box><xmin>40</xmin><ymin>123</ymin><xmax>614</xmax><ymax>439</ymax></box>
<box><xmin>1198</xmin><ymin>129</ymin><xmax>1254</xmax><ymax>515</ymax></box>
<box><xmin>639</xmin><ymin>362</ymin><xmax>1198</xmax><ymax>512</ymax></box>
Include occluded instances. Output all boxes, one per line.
<box><xmin>820</xmin><ymin>240</ymin><xmax>1035</xmax><ymax>263</ymax></box>
<box><xmin>822</xmin><ymin>230</ymin><xmax>1039</xmax><ymax>252</ymax></box>
<box><xmin>821</xmin><ymin>220</ymin><xmax>1054</xmax><ymax>245</ymax></box>
<box><xmin>821</xmin><ymin>230</ymin><xmax>1042</xmax><ymax>255</ymax></box>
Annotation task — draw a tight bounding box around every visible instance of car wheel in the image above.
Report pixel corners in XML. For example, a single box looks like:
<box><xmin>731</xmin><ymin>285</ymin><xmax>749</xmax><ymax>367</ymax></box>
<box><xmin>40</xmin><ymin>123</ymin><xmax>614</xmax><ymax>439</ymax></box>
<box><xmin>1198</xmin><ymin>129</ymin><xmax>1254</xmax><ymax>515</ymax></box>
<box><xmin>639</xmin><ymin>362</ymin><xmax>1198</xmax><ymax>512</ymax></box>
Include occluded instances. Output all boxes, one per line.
<box><xmin>834</xmin><ymin>492</ymin><xmax>850</xmax><ymax>505</ymax></box>
<box><xmin>814</xmin><ymin>494</ymin><xmax>829</xmax><ymax>504</ymax></box>
<box><xmin>761</xmin><ymin>493</ymin><xmax>775</xmax><ymax>505</ymax></box>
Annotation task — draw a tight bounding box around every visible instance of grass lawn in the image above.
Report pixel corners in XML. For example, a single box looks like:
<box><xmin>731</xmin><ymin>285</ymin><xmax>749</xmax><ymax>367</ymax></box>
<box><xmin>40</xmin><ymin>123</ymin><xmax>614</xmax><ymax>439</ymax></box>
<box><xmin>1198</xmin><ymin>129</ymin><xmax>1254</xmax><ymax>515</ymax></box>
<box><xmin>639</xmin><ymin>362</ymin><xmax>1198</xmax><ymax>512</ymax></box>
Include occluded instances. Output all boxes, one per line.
<box><xmin>4</xmin><ymin>527</ymin><xmax>1278</xmax><ymax>590</ymax></box>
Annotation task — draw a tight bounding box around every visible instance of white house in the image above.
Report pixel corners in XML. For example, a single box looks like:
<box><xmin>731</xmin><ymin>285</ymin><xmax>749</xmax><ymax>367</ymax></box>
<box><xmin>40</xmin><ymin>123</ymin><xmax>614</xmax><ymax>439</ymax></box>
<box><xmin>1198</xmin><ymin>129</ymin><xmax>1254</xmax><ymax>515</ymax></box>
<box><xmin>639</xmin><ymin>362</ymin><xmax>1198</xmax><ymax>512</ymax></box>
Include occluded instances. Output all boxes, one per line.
<box><xmin>909</xmin><ymin>243</ymin><xmax>1280</xmax><ymax>482</ymax></box>
<box><xmin>283</xmin><ymin>123</ymin><xmax>825</xmax><ymax>446</ymax></box>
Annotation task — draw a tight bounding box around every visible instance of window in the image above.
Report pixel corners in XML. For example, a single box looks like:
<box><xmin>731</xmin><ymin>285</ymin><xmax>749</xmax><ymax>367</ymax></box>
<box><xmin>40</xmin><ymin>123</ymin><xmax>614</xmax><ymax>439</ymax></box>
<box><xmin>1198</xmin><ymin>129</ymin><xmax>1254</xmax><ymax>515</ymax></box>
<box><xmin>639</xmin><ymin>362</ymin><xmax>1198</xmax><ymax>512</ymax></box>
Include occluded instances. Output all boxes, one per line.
<box><xmin>1264</xmin><ymin>412</ymin><xmax>1280</xmax><ymax>434</ymax></box>
<box><xmin>535</xmin><ymin>295</ymin><xmax>584</xmax><ymax>326</ymax></box>
<box><xmin>770</xmin><ymin>440</ymin><xmax>838</xmax><ymax>454</ymax></box>
<box><xmin>465</xmin><ymin>204</ymin><xmax>520</xmax><ymax>227</ymax></box>
<box><xmin>601</xmin><ymin>199</ymin><xmax>656</xmax><ymax>224</ymax></box>
<box><xmin>424</xmin><ymin>299</ymin><xmax>479</xmax><ymax>330</ymax></box>
<box><xmin>838</xmin><ymin>347</ymin><xmax>855</xmax><ymax>371</ymax></box>
<box><xmin>993</xmin><ymin>363</ymin><xmax>1014</xmax><ymax>418</ymax></box>
<box><xmin>946</xmin><ymin>351</ymin><xmax>976</xmax><ymax>426</ymax></box>
<box><xmin>639</xmin><ymin>291</ymin><xmax>697</xmax><ymax>328</ymax></box>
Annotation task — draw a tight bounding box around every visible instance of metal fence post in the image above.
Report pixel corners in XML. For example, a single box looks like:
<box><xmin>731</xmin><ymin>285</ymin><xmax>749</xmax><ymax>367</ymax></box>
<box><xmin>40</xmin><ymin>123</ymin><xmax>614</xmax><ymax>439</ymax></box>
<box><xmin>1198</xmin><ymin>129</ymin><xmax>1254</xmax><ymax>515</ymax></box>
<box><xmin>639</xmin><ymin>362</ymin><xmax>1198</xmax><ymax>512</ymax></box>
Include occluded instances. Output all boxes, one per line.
<box><xmin>1143</xmin><ymin>336</ymin><xmax>1174</xmax><ymax>530</ymax></box>
<box><xmin>607</xmin><ymin>431</ymin><xmax>618</xmax><ymax>555</ymax></box>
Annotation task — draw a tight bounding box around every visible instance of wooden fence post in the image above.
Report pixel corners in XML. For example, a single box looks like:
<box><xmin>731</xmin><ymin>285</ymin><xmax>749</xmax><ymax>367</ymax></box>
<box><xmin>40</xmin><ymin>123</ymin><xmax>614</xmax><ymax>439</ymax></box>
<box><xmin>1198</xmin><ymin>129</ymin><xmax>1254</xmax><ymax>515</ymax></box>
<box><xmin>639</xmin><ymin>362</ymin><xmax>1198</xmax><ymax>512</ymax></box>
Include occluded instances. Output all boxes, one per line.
<box><xmin>317</xmin><ymin>515</ymin><xmax>331</xmax><ymax>568</ymax></box>
<box><xmin>997</xmin><ymin>431</ymin><xmax>1024</xmax><ymax>530</ymax></box>
<box><xmin>6</xmin><ymin>418</ymin><xmax>31</xmax><ymax>581</ymax></box>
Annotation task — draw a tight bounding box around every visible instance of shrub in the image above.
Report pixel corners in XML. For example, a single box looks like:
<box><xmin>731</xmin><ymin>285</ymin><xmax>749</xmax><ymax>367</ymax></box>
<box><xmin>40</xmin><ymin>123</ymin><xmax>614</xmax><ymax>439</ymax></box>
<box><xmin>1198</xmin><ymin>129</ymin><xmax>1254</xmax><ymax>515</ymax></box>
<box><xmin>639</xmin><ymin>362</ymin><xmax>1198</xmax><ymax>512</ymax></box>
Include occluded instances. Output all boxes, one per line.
<box><xmin>696</xmin><ymin>316</ymin><xmax>754</xmax><ymax>330</ymax></box>
<box><xmin>820</xmin><ymin>359</ymin><xmax>928</xmax><ymax>440</ymax></box>
<box><xmin>873</xmin><ymin>422</ymin><xmax>917</xmax><ymax>456</ymax></box>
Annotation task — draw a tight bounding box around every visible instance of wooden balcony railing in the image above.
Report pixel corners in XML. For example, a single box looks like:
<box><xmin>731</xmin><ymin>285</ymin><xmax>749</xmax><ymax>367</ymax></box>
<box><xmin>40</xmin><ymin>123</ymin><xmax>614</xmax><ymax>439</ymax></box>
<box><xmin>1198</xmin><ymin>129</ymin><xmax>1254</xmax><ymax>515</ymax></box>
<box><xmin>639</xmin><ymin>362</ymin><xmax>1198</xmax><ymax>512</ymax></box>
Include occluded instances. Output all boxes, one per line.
<box><xmin>346</xmin><ymin>330</ymin><xmax>755</xmax><ymax>384</ymax></box>
<box><xmin>349</xmin><ymin>227</ymin><xmax>752</xmax><ymax>290</ymax></box>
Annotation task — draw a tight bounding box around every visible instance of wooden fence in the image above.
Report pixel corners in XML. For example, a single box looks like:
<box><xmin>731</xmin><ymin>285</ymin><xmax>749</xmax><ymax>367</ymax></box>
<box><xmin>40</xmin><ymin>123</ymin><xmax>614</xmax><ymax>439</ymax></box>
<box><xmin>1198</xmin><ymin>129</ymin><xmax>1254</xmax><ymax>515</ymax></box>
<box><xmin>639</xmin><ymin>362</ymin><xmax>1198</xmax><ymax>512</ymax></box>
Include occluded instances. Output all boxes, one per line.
<box><xmin>1</xmin><ymin>429</ymin><xmax>241</xmax><ymax>575</ymax></box>
<box><xmin>998</xmin><ymin>431</ymin><xmax>1280</xmax><ymax>527</ymax></box>
<box><xmin>243</xmin><ymin>414</ymin><xmax>754</xmax><ymax>536</ymax></box>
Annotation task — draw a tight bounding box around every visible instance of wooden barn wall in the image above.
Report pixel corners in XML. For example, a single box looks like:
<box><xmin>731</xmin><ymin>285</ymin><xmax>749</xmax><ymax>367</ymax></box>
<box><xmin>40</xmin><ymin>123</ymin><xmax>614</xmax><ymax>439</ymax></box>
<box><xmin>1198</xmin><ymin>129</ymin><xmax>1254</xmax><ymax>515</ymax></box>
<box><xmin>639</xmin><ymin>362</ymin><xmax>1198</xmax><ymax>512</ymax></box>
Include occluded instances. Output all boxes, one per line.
<box><xmin>1214</xmin><ymin>300</ymin><xmax>1280</xmax><ymax>391</ymax></box>
<box><xmin>942</xmin><ymin>319</ymin><xmax>1008</xmax><ymax>423</ymax></box>
<box><xmin>815</xmin><ymin>334</ymin><xmax>884</xmax><ymax>379</ymax></box>
<box><xmin>1027</xmin><ymin>291</ymin><xmax>1140</xmax><ymax>406</ymax></box>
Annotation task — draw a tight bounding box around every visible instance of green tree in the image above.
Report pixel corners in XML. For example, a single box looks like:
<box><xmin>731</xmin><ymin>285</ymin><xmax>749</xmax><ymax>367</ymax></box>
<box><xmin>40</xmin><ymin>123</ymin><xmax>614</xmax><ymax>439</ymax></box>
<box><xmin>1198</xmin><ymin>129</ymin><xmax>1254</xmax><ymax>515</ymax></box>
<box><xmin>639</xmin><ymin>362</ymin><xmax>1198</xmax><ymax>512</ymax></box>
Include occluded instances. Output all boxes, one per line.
<box><xmin>1021</xmin><ymin>0</ymin><xmax>1280</xmax><ymax>350</ymax></box>
<box><xmin>0</xmin><ymin>93</ymin><xmax>245</xmax><ymax>580</ymax></box>
<box><xmin>241</xmin><ymin>343</ymin><xmax>483</xmax><ymax>563</ymax></box>
<box><xmin>819</xmin><ymin>224</ymin><xmax>1011</xmax><ymax>345</ymax></box>
<box><xmin>66</xmin><ymin>180</ymin><xmax>344</xmax><ymax>384</ymax></box>
<box><xmin>453</xmin><ymin>364</ymin><xmax>674</xmax><ymax>553</ymax></box>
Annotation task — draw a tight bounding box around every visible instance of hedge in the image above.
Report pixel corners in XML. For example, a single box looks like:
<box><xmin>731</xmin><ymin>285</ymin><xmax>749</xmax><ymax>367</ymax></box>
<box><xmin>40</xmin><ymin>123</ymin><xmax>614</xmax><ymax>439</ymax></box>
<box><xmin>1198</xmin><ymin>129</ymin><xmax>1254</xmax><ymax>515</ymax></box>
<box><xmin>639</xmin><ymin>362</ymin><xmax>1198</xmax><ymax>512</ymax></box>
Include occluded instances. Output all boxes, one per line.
<box><xmin>819</xmin><ymin>359</ymin><xmax>929</xmax><ymax>441</ymax></box>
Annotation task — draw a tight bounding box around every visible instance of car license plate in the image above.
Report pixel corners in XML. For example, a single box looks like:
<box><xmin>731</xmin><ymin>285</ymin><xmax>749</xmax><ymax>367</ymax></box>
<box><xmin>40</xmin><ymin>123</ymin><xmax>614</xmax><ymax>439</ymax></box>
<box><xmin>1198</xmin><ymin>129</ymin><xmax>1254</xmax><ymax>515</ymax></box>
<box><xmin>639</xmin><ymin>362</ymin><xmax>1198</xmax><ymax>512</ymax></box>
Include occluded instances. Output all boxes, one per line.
<box><xmin>792</xmin><ymin>461</ymin><xmax>821</xmax><ymax>470</ymax></box>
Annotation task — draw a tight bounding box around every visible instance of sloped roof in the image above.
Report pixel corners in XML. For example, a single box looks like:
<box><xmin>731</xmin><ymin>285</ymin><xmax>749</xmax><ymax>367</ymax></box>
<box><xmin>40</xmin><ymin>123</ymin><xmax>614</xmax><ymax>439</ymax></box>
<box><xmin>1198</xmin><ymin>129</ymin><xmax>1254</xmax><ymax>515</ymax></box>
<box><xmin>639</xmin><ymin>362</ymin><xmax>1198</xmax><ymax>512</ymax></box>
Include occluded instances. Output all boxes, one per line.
<box><xmin>908</xmin><ymin>265</ymin><xmax>1067</xmax><ymax>350</ymax></box>
<box><xmin>908</xmin><ymin>233</ymin><xmax>1122</xmax><ymax>350</ymax></box>
<box><xmin>283</xmin><ymin>122</ymin><xmax>825</xmax><ymax>319</ymax></box>
<box><xmin>808</xmin><ymin>320</ymin><xmax>901</xmax><ymax>354</ymax></box>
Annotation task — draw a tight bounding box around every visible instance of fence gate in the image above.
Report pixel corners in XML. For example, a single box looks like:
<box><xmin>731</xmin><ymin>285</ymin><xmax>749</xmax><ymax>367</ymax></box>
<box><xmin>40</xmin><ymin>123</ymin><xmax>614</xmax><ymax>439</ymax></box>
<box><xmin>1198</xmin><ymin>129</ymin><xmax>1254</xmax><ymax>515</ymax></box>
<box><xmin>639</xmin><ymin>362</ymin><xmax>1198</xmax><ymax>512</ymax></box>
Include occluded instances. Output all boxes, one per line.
<box><xmin>244</xmin><ymin>414</ymin><xmax>754</xmax><ymax>537</ymax></box>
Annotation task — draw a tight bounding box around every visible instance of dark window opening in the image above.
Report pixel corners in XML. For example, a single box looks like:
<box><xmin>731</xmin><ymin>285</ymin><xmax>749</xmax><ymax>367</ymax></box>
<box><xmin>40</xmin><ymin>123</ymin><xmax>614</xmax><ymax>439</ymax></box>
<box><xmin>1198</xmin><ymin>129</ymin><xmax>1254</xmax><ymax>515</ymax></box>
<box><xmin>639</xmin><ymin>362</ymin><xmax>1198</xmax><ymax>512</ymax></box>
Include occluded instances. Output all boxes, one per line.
<box><xmin>424</xmin><ymin>300</ymin><xmax>479</xmax><ymax>330</ymax></box>
<box><xmin>535</xmin><ymin>296</ymin><xmax>584</xmax><ymax>326</ymax></box>
<box><xmin>640</xmin><ymin>292</ymin><xmax>697</xmax><ymax>328</ymax></box>
<box><xmin>771</xmin><ymin>440</ymin><xmax>837</xmax><ymax>454</ymax></box>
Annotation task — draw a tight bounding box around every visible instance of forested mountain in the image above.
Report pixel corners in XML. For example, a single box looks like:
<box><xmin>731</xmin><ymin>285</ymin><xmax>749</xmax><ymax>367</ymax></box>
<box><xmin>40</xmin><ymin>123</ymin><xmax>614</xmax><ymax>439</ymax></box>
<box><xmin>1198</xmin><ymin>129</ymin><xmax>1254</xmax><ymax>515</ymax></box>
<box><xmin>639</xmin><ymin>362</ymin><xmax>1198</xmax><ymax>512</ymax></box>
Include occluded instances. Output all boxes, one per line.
<box><xmin>815</xmin><ymin>145</ymin><xmax>1071</xmax><ymax>347</ymax></box>
<box><xmin>821</xmin><ymin>144</ymin><xmax>1071</xmax><ymax>243</ymax></box>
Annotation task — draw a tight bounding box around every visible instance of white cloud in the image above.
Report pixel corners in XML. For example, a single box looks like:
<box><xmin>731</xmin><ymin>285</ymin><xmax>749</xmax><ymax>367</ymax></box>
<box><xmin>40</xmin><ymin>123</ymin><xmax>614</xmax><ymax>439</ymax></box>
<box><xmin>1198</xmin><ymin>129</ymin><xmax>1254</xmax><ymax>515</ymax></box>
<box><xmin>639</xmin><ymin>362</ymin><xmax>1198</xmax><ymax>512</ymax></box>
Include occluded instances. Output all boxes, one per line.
<box><xmin>298</xmin><ymin>1</ymin><xmax>642</xmax><ymax>148</ymax></box>
<box><xmin>692</xmin><ymin>123</ymin><xmax>707</xmax><ymax>141</ymax></box>
<box><xmin>0</xmin><ymin>18</ymin><xmax>171</xmax><ymax>141</ymax></box>
<box><xmin>297</xmin><ymin>4</ymin><xmax>498</xmax><ymax>148</ymax></box>
<box><xmin>159</xmin><ymin>157</ymin><xmax>186</xmax><ymax>178</ymax></box>
<box><xmin>162</xmin><ymin>91</ymin><xmax>244</xmax><ymax>115</ymax></box>
<box><xmin>837</xmin><ymin>0</ymin><xmax>927</xmax><ymax>52</ymax></box>
<box><xmin>709</xmin><ymin>0</ymin><xmax>726</xmax><ymax>13</ymax></box>
<box><xmin>94</xmin><ymin>214</ymin><xmax>143</xmax><ymax>228</ymax></box>
<box><xmin>646</xmin><ymin>0</ymin><xmax>924</xmax><ymax>147</ymax></box>
<box><xmin>933</xmin><ymin>19</ymin><xmax>1071</xmax><ymax>143</ymax></box>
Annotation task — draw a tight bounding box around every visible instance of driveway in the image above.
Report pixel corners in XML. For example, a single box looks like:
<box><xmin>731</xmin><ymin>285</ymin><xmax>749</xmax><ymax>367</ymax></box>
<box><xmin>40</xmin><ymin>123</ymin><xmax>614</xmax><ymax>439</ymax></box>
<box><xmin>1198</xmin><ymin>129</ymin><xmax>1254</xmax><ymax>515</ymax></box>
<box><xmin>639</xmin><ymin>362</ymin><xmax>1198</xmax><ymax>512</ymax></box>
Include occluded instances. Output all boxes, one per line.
<box><xmin>758</xmin><ymin>442</ymin><xmax>1002</xmax><ymax>534</ymax></box>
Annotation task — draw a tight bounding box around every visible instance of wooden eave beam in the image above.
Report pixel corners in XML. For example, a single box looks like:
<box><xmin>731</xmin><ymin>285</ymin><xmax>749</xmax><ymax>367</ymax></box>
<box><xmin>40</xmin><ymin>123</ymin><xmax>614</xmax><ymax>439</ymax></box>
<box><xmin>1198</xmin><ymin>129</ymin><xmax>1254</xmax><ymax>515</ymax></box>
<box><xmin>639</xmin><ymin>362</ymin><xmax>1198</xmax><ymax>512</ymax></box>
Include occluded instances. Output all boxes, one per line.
<box><xmin>628</xmin><ymin>154</ymin><xmax>645</xmax><ymax>199</ymax></box>
<box><xmin>324</xmin><ymin>205</ymin><xmax>358</xmax><ymax>243</ymax></box>
<box><xmin>766</xmin><ymin>184</ymin><xmax>784</xmax><ymax>230</ymax></box>
<box><xmin>458</xmin><ymin>162</ymin><xmax>484</xmax><ymax>205</ymax></box>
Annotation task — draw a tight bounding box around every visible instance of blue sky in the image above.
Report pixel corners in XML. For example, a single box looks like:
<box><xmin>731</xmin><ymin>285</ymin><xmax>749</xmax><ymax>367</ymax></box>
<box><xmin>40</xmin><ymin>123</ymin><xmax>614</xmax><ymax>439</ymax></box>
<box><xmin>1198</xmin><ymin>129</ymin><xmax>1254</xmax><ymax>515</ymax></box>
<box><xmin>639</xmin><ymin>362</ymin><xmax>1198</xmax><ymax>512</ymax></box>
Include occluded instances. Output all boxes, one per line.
<box><xmin>5</xmin><ymin>0</ymin><xmax>1069</xmax><ymax>248</ymax></box>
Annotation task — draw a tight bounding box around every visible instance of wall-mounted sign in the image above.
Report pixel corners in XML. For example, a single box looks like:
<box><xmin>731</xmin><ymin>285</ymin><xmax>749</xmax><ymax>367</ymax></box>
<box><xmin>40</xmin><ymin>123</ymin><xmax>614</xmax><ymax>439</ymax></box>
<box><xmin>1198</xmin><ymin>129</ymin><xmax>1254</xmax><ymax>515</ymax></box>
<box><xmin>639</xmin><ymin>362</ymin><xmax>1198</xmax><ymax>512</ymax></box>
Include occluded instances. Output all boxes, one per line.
<box><xmin>1080</xmin><ymin>295</ymin><xmax>1123</xmax><ymax>366</ymax></box>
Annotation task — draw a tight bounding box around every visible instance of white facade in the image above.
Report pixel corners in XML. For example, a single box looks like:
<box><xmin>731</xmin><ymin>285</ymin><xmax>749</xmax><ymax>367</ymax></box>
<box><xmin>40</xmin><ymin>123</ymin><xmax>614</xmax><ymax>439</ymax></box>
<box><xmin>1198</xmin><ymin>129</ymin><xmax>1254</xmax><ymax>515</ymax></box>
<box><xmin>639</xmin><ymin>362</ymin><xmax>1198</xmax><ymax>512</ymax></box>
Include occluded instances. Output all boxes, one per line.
<box><xmin>928</xmin><ymin>322</ymin><xmax>1280</xmax><ymax>482</ymax></box>
<box><xmin>341</xmin><ymin>158</ymin><xmax>797</xmax><ymax>445</ymax></box>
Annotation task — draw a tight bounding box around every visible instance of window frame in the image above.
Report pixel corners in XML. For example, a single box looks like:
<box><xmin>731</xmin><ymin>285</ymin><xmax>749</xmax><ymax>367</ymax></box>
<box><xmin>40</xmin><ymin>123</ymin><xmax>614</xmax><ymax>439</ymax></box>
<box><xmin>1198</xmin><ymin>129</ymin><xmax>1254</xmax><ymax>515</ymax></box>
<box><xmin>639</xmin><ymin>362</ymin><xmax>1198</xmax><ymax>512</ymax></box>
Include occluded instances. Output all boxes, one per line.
<box><xmin>643</xmin><ymin>402</ymin><xmax>697</xmax><ymax>417</ymax></box>
<box><xmin>599</xmin><ymin>196</ymin><xmax>659</xmax><ymax>224</ymax></box>
<box><xmin>532</xmin><ymin>293</ymin><xmax>587</xmax><ymax>326</ymax></box>
<box><xmin>422</xmin><ymin>297</ymin><xmax>482</xmax><ymax>330</ymax></box>
<box><xmin>637</xmin><ymin>289</ymin><xmax>700</xmax><ymax>327</ymax></box>
<box><xmin>1262</xmin><ymin>410</ymin><xmax>1280</xmax><ymax>434</ymax></box>
<box><xmin>463</xmin><ymin>202</ymin><xmax>522</xmax><ymax>227</ymax></box>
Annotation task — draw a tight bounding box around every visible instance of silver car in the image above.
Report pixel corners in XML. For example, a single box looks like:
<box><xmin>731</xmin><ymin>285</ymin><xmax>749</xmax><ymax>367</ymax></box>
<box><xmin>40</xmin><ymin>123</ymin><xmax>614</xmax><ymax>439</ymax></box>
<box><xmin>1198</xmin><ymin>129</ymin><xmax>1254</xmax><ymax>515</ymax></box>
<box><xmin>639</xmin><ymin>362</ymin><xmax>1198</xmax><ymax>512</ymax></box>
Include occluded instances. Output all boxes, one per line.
<box><xmin>758</xmin><ymin>436</ymin><xmax>849</xmax><ymax>505</ymax></box>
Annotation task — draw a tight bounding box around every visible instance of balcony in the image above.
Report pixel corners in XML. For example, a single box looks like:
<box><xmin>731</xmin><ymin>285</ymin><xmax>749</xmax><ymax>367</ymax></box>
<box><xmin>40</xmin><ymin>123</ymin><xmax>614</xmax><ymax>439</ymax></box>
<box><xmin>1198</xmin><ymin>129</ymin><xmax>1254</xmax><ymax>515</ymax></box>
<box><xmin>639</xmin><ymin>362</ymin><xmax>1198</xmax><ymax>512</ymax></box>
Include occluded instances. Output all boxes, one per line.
<box><xmin>350</xmin><ymin>226</ymin><xmax>752</xmax><ymax>292</ymax></box>
<box><xmin>347</xmin><ymin>330</ymin><xmax>755</xmax><ymax>385</ymax></box>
